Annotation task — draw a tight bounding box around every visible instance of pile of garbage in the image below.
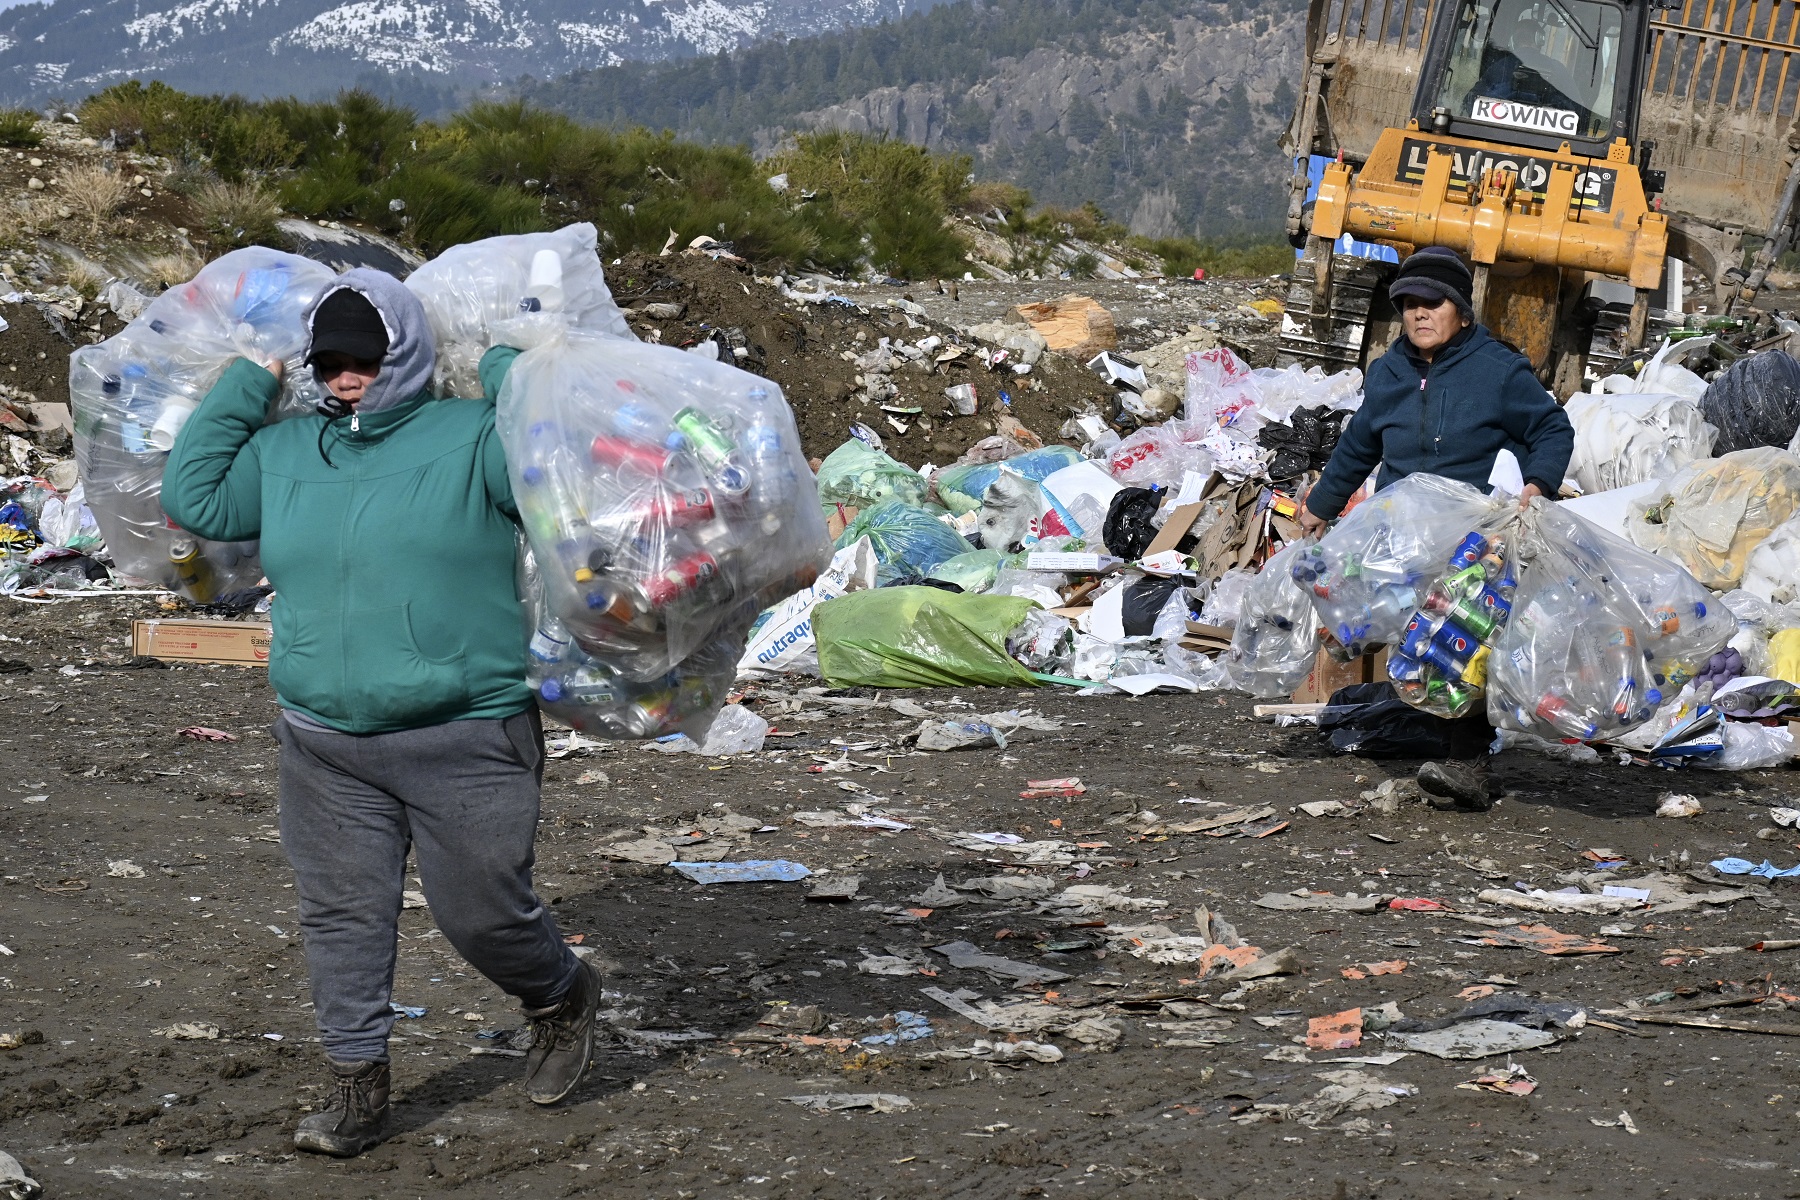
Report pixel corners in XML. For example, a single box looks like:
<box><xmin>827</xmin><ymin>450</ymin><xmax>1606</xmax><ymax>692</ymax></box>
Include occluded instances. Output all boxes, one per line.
<box><xmin>35</xmin><ymin>217</ymin><xmax>1800</xmax><ymax>771</ymax></box>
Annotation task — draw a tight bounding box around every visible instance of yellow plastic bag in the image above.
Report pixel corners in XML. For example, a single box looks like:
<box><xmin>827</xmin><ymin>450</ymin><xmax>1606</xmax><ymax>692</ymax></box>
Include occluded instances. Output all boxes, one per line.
<box><xmin>1626</xmin><ymin>448</ymin><xmax>1800</xmax><ymax>589</ymax></box>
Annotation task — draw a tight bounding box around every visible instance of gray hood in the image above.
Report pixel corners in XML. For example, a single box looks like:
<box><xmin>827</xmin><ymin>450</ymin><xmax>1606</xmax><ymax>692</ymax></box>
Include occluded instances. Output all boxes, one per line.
<box><xmin>305</xmin><ymin>267</ymin><xmax>437</xmax><ymax>416</ymax></box>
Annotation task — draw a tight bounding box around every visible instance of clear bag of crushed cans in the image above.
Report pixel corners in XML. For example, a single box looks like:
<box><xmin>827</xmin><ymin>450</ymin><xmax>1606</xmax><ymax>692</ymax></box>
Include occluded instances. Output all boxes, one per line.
<box><xmin>68</xmin><ymin>247</ymin><xmax>338</xmax><ymax>601</ymax></box>
<box><xmin>1488</xmin><ymin>499</ymin><xmax>1734</xmax><ymax>741</ymax></box>
<box><xmin>1385</xmin><ymin>528</ymin><xmax>1518</xmax><ymax>718</ymax></box>
<box><xmin>498</xmin><ymin>330</ymin><xmax>832</xmax><ymax>685</ymax></box>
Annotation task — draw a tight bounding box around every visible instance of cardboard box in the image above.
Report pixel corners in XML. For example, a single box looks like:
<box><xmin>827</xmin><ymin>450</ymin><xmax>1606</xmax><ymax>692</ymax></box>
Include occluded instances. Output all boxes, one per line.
<box><xmin>1144</xmin><ymin>502</ymin><xmax>1205</xmax><ymax>557</ymax></box>
<box><xmin>132</xmin><ymin>619</ymin><xmax>271</xmax><ymax>666</ymax></box>
<box><xmin>1026</xmin><ymin>551</ymin><xmax>1121</xmax><ymax>573</ymax></box>
<box><xmin>1289</xmin><ymin>645</ymin><xmax>1383</xmax><ymax>704</ymax></box>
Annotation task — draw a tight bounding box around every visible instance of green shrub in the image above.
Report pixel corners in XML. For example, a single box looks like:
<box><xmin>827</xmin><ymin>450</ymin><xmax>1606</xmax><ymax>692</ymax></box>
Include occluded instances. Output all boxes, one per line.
<box><xmin>0</xmin><ymin>108</ymin><xmax>42</xmax><ymax>148</ymax></box>
<box><xmin>192</xmin><ymin>177</ymin><xmax>284</xmax><ymax>249</ymax></box>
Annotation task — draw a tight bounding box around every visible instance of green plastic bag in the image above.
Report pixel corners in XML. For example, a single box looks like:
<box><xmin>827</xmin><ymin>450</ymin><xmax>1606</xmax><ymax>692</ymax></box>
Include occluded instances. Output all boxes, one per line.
<box><xmin>814</xmin><ymin>587</ymin><xmax>1042</xmax><ymax>688</ymax></box>
<box><xmin>817</xmin><ymin>440</ymin><xmax>928</xmax><ymax>512</ymax></box>
<box><xmin>928</xmin><ymin>549</ymin><xmax>1004</xmax><ymax>593</ymax></box>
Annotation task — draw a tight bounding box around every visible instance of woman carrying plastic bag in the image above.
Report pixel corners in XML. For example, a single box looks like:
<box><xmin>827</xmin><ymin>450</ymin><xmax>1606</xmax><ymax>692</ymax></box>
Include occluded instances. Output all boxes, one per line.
<box><xmin>162</xmin><ymin>268</ymin><xmax>601</xmax><ymax>1159</ymax></box>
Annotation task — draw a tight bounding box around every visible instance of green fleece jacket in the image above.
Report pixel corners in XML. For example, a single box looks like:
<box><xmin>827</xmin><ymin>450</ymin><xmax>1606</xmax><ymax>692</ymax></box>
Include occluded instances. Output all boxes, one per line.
<box><xmin>160</xmin><ymin>347</ymin><xmax>527</xmax><ymax>733</ymax></box>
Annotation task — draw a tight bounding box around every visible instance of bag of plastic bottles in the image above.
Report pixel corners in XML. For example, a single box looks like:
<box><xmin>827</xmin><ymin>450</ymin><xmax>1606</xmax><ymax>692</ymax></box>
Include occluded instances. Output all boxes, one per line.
<box><xmin>1225</xmin><ymin>540</ymin><xmax>1320</xmax><ymax>699</ymax></box>
<box><xmin>498</xmin><ymin>330</ymin><xmax>831</xmax><ymax>683</ymax></box>
<box><xmin>406</xmin><ymin>222</ymin><xmax>633</xmax><ymax>399</ymax></box>
<box><xmin>1488</xmin><ymin>500</ymin><xmax>1735</xmax><ymax>742</ymax></box>
<box><xmin>68</xmin><ymin>247</ymin><xmax>338</xmax><ymax>600</ymax></box>
<box><xmin>1384</xmin><ymin>527</ymin><xmax>1519</xmax><ymax>718</ymax></box>
<box><xmin>1292</xmin><ymin>473</ymin><xmax>1512</xmax><ymax>661</ymax></box>
<box><xmin>520</xmin><ymin>544</ymin><xmax>744</xmax><ymax>740</ymax></box>
<box><xmin>837</xmin><ymin>500</ymin><xmax>970</xmax><ymax>583</ymax></box>
<box><xmin>1625</xmin><ymin>447</ymin><xmax>1800</xmax><ymax>590</ymax></box>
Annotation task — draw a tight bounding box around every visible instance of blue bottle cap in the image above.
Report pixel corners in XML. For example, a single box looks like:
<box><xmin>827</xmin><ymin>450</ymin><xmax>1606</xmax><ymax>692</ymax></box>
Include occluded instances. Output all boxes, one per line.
<box><xmin>539</xmin><ymin>679</ymin><xmax>564</xmax><ymax>703</ymax></box>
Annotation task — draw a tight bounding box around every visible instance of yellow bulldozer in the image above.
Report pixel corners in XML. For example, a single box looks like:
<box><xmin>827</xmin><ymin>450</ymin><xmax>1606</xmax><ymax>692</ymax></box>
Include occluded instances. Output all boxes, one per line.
<box><xmin>1277</xmin><ymin>0</ymin><xmax>1800</xmax><ymax>394</ymax></box>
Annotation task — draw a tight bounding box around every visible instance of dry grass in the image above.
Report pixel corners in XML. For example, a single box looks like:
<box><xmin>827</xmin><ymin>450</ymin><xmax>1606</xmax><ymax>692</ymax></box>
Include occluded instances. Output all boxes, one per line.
<box><xmin>61</xmin><ymin>257</ymin><xmax>107</xmax><ymax>300</ymax></box>
<box><xmin>58</xmin><ymin>161</ymin><xmax>133</xmax><ymax>233</ymax></box>
<box><xmin>0</xmin><ymin>193</ymin><xmax>61</xmax><ymax>242</ymax></box>
<box><xmin>142</xmin><ymin>250</ymin><xmax>204</xmax><ymax>290</ymax></box>
<box><xmin>191</xmin><ymin>176</ymin><xmax>282</xmax><ymax>248</ymax></box>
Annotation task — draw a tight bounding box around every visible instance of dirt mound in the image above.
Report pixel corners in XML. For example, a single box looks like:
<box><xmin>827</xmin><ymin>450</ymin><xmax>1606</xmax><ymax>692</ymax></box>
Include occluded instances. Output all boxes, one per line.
<box><xmin>607</xmin><ymin>251</ymin><xmax>1115</xmax><ymax>466</ymax></box>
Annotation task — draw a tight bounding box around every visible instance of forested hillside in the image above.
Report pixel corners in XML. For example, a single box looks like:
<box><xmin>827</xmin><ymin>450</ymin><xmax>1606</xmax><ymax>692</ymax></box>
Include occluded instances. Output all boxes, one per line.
<box><xmin>527</xmin><ymin>0</ymin><xmax>1307</xmax><ymax>242</ymax></box>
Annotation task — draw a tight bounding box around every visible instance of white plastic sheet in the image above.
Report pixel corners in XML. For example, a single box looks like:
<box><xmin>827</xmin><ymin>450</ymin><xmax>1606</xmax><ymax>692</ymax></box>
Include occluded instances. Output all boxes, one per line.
<box><xmin>1563</xmin><ymin>391</ymin><xmax>1716</xmax><ymax>494</ymax></box>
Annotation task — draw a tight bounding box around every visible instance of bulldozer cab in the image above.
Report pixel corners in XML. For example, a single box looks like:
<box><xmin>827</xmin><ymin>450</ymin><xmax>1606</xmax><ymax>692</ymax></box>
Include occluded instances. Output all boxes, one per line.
<box><xmin>1281</xmin><ymin>0</ymin><xmax>1800</xmax><ymax>385</ymax></box>
<box><xmin>1417</xmin><ymin>0</ymin><xmax>1643</xmax><ymax>152</ymax></box>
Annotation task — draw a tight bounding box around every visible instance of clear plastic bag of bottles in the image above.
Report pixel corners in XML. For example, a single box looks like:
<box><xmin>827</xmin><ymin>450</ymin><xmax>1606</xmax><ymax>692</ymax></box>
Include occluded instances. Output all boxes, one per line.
<box><xmin>1225</xmin><ymin>539</ymin><xmax>1320</xmax><ymax>699</ymax></box>
<box><xmin>405</xmin><ymin>222</ymin><xmax>634</xmax><ymax>399</ymax></box>
<box><xmin>498</xmin><ymin>330</ymin><xmax>832</xmax><ymax>682</ymax></box>
<box><xmin>1292</xmin><ymin>473</ymin><xmax>1511</xmax><ymax>660</ymax></box>
<box><xmin>1386</xmin><ymin>528</ymin><xmax>1519</xmax><ymax>718</ymax></box>
<box><xmin>1488</xmin><ymin>499</ymin><xmax>1735</xmax><ymax>742</ymax></box>
<box><xmin>68</xmin><ymin>247</ymin><xmax>338</xmax><ymax>601</ymax></box>
<box><xmin>520</xmin><ymin>544</ymin><xmax>745</xmax><ymax>740</ymax></box>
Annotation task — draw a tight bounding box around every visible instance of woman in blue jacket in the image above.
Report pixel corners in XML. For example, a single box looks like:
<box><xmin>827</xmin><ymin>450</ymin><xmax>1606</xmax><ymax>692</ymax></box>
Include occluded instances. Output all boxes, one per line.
<box><xmin>1299</xmin><ymin>246</ymin><xmax>1575</xmax><ymax>810</ymax></box>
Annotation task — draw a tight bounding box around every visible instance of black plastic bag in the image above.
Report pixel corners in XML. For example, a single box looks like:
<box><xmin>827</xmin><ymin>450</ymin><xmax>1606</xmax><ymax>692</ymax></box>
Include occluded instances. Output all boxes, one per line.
<box><xmin>1259</xmin><ymin>404</ymin><xmax>1349</xmax><ymax>482</ymax></box>
<box><xmin>1315</xmin><ymin>682</ymin><xmax>1492</xmax><ymax>758</ymax></box>
<box><xmin>1701</xmin><ymin>349</ymin><xmax>1800</xmax><ymax>454</ymax></box>
<box><xmin>1103</xmin><ymin>487</ymin><xmax>1163</xmax><ymax>559</ymax></box>
<box><xmin>1121</xmin><ymin>575</ymin><xmax>1182</xmax><ymax>637</ymax></box>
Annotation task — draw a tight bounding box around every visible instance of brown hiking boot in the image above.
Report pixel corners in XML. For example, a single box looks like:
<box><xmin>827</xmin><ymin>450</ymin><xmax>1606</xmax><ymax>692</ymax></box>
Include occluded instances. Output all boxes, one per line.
<box><xmin>294</xmin><ymin>1059</ymin><xmax>389</xmax><ymax>1157</ymax></box>
<box><xmin>521</xmin><ymin>959</ymin><xmax>602</xmax><ymax>1105</ymax></box>
<box><xmin>1418</xmin><ymin>760</ymin><xmax>1496</xmax><ymax>811</ymax></box>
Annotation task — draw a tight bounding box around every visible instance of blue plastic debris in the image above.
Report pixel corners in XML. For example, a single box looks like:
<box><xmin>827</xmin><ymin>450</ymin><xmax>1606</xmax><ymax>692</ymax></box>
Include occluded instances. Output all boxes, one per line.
<box><xmin>858</xmin><ymin>1010</ymin><xmax>935</xmax><ymax>1047</ymax></box>
<box><xmin>1710</xmin><ymin>857</ymin><xmax>1800</xmax><ymax>878</ymax></box>
<box><xmin>669</xmin><ymin>859</ymin><xmax>812</xmax><ymax>884</ymax></box>
<box><xmin>389</xmin><ymin>1003</ymin><xmax>426</xmax><ymax>1018</ymax></box>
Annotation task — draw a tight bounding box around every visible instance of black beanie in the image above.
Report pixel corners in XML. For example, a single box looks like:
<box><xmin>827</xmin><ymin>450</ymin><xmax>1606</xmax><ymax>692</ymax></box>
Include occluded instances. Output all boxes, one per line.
<box><xmin>307</xmin><ymin>287</ymin><xmax>389</xmax><ymax>364</ymax></box>
<box><xmin>1389</xmin><ymin>246</ymin><xmax>1474</xmax><ymax>319</ymax></box>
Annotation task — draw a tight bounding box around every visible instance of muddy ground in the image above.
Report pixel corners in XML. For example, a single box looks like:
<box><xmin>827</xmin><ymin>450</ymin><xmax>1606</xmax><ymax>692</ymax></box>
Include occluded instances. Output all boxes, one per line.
<box><xmin>4</xmin><ymin>597</ymin><xmax>1800</xmax><ymax>1199</ymax></box>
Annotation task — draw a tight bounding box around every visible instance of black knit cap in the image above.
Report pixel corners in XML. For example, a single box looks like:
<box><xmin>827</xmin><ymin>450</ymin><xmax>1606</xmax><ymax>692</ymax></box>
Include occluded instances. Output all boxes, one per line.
<box><xmin>306</xmin><ymin>288</ymin><xmax>389</xmax><ymax>365</ymax></box>
<box><xmin>1389</xmin><ymin>246</ymin><xmax>1474</xmax><ymax>319</ymax></box>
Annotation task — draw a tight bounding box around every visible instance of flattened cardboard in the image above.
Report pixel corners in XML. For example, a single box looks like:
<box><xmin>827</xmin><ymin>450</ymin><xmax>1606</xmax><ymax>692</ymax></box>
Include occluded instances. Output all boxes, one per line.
<box><xmin>131</xmin><ymin>619</ymin><xmax>271</xmax><ymax>666</ymax></box>
<box><xmin>1144</xmin><ymin>502</ymin><xmax>1205</xmax><ymax>557</ymax></box>
<box><xmin>1290</xmin><ymin>645</ymin><xmax>1380</xmax><ymax>704</ymax></box>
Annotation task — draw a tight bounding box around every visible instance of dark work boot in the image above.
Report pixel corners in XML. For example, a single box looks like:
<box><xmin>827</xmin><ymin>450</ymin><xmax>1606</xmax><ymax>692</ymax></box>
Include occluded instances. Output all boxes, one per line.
<box><xmin>1418</xmin><ymin>760</ymin><xmax>1495</xmax><ymax>812</ymax></box>
<box><xmin>521</xmin><ymin>958</ymin><xmax>602</xmax><ymax>1105</ymax></box>
<box><xmin>294</xmin><ymin>1059</ymin><xmax>389</xmax><ymax>1157</ymax></box>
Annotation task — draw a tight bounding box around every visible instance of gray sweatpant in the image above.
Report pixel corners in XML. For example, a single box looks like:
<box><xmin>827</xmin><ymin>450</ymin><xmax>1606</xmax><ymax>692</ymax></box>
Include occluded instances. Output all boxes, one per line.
<box><xmin>274</xmin><ymin>709</ymin><xmax>580</xmax><ymax>1064</ymax></box>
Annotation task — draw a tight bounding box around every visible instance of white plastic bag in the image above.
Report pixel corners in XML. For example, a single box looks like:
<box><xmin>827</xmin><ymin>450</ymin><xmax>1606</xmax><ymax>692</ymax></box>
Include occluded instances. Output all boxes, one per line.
<box><xmin>1225</xmin><ymin>540</ymin><xmax>1320</xmax><ymax>699</ymax></box>
<box><xmin>1246</xmin><ymin>363</ymin><xmax>1363</xmax><ymax>422</ymax></box>
<box><xmin>1701</xmin><ymin>721</ymin><xmax>1796</xmax><ymax>770</ymax></box>
<box><xmin>1743</xmin><ymin>516</ymin><xmax>1800</xmax><ymax>604</ymax></box>
<box><xmin>1105</xmin><ymin>421</ymin><xmax>1211</xmax><ymax>488</ymax></box>
<box><xmin>1626</xmin><ymin>447</ymin><xmax>1800</xmax><ymax>589</ymax></box>
<box><xmin>69</xmin><ymin>247</ymin><xmax>337</xmax><ymax>600</ymax></box>
<box><xmin>736</xmin><ymin>537</ymin><xmax>877</xmax><ymax>678</ymax></box>
<box><xmin>1633</xmin><ymin>336</ymin><xmax>1712</xmax><ymax>400</ymax></box>
<box><xmin>1563</xmin><ymin>391</ymin><xmax>1717</xmax><ymax>494</ymax></box>
<box><xmin>499</xmin><ymin>331</ymin><xmax>832</xmax><ymax>683</ymax></box>
<box><xmin>1184</xmin><ymin>346</ymin><xmax>1260</xmax><ymax>426</ymax></box>
<box><xmin>406</xmin><ymin>222</ymin><xmax>634</xmax><ymax>399</ymax></box>
<box><xmin>653</xmin><ymin>703</ymin><xmax>770</xmax><ymax>755</ymax></box>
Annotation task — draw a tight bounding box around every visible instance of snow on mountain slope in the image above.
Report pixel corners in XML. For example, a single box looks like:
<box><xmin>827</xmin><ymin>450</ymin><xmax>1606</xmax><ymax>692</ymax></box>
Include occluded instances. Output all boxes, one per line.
<box><xmin>0</xmin><ymin>0</ymin><xmax>942</xmax><ymax>101</ymax></box>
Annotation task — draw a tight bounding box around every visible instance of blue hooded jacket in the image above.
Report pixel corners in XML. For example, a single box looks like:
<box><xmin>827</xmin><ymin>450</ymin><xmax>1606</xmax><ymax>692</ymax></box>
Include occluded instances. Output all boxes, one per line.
<box><xmin>1304</xmin><ymin>324</ymin><xmax>1574</xmax><ymax>520</ymax></box>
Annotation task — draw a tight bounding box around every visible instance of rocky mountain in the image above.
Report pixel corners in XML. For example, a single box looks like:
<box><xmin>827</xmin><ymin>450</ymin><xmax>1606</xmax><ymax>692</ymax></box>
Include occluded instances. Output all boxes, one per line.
<box><xmin>0</xmin><ymin>0</ymin><xmax>943</xmax><ymax>104</ymax></box>
<box><xmin>529</xmin><ymin>0</ymin><xmax>1306</xmax><ymax>242</ymax></box>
